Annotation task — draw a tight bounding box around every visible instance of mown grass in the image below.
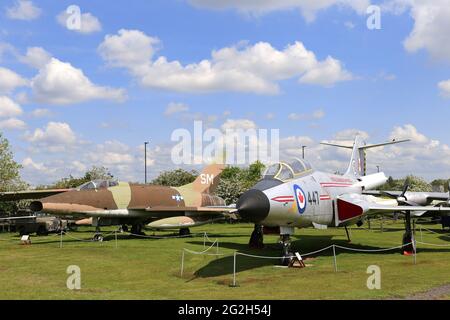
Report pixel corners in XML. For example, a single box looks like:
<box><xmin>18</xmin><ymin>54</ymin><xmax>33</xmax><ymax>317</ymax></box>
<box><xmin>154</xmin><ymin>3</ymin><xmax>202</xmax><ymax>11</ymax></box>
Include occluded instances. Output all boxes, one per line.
<box><xmin>0</xmin><ymin>220</ymin><xmax>449</xmax><ymax>300</ymax></box>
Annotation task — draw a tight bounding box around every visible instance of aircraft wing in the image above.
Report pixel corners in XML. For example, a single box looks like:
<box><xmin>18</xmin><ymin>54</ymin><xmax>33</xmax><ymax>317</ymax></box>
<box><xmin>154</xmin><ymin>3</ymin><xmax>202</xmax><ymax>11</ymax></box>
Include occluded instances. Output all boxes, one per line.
<box><xmin>145</xmin><ymin>206</ymin><xmax>236</xmax><ymax>214</ymax></box>
<box><xmin>338</xmin><ymin>193</ymin><xmax>450</xmax><ymax>224</ymax></box>
<box><xmin>0</xmin><ymin>189</ymin><xmax>71</xmax><ymax>201</ymax></box>
<box><xmin>363</xmin><ymin>190</ymin><xmax>449</xmax><ymax>202</ymax></box>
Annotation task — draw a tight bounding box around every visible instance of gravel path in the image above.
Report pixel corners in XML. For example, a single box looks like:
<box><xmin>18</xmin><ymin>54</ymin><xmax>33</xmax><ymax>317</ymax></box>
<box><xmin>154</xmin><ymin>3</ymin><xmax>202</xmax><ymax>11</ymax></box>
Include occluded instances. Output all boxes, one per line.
<box><xmin>403</xmin><ymin>284</ymin><xmax>450</xmax><ymax>300</ymax></box>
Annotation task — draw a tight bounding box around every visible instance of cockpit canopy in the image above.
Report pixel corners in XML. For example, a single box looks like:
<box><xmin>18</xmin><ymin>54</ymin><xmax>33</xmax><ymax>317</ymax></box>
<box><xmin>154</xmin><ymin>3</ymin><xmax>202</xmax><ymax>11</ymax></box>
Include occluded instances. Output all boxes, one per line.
<box><xmin>77</xmin><ymin>180</ymin><xmax>119</xmax><ymax>190</ymax></box>
<box><xmin>262</xmin><ymin>158</ymin><xmax>313</xmax><ymax>182</ymax></box>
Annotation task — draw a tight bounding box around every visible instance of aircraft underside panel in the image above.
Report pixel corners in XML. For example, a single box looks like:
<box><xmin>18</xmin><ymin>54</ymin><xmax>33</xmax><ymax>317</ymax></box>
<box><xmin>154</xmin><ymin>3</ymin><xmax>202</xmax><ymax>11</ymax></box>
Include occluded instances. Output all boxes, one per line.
<box><xmin>337</xmin><ymin>198</ymin><xmax>363</xmax><ymax>223</ymax></box>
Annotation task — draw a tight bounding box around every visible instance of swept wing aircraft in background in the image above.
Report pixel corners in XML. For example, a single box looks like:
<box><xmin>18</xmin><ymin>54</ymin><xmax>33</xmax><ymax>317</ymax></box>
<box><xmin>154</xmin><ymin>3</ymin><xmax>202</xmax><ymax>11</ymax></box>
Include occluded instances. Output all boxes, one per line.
<box><xmin>1</xmin><ymin>164</ymin><xmax>232</xmax><ymax>241</ymax></box>
<box><xmin>236</xmin><ymin>136</ymin><xmax>450</xmax><ymax>265</ymax></box>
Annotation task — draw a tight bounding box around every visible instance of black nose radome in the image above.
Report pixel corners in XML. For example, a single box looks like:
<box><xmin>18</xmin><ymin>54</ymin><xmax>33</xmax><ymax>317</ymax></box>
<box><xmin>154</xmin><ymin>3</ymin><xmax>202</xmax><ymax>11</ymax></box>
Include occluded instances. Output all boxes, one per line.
<box><xmin>237</xmin><ymin>189</ymin><xmax>270</xmax><ymax>223</ymax></box>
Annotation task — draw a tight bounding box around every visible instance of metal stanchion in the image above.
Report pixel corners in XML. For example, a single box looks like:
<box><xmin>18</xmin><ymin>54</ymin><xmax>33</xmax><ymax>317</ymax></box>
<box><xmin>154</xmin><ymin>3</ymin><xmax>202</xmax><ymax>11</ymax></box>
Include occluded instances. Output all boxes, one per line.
<box><xmin>60</xmin><ymin>230</ymin><xmax>63</xmax><ymax>249</ymax></box>
<box><xmin>332</xmin><ymin>245</ymin><xmax>338</xmax><ymax>272</ymax></box>
<box><xmin>230</xmin><ymin>252</ymin><xmax>238</xmax><ymax>287</ymax></box>
<box><xmin>115</xmin><ymin>230</ymin><xmax>118</xmax><ymax>249</ymax></box>
<box><xmin>180</xmin><ymin>251</ymin><xmax>185</xmax><ymax>278</ymax></box>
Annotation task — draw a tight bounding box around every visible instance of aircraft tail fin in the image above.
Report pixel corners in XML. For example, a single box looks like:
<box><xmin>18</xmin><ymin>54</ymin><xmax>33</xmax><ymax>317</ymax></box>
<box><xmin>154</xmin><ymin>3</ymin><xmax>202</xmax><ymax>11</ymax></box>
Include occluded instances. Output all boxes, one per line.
<box><xmin>184</xmin><ymin>164</ymin><xmax>226</xmax><ymax>194</ymax></box>
<box><xmin>321</xmin><ymin>136</ymin><xmax>409</xmax><ymax>178</ymax></box>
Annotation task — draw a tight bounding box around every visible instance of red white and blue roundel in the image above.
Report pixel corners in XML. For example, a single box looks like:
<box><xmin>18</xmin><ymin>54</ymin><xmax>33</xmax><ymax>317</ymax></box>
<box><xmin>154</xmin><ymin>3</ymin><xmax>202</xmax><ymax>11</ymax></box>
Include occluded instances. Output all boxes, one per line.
<box><xmin>293</xmin><ymin>184</ymin><xmax>307</xmax><ymax>214</ymax></box>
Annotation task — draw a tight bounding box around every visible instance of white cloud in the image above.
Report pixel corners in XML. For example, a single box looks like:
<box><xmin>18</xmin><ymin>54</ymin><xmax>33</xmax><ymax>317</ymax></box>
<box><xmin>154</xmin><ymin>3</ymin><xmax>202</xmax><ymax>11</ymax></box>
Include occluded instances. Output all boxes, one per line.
<box><xmin>25</xmin><ymin>121</ymin><xmax>76</xmax><ymax>146</ymax></box>
<box><xmin>0</xmin><ymin>67</ymin><xmax>28</xmax><ymax>94</ymax></box>
<box><xmin>389</xmin><ymin>0</ymin><xmax>450</xmax><ymax>62</ymax></box>
<box><xmin>98</xmin><ymin>29</ymin><xmax>353</xmax><ymax>94</ymax></box>
<box><xmin>0</xmin><ymin>96</ymin><xmax>23</xmax><ymax>117</ymax></box>
<box><xmin>438</xmin><ymin>79</ymin><xmax>450</xmax><ymax>98</ymax></box>
<box><xmin>22</xmin><ymin>157</ymin><xmax>47</xmax><ymax>171</ymax></box>
<box><xmin>221</xmin><ymin>119</ymin><xmax>258</xmax><ymax>131</ymax></box>
<box><xmin>188</xmin><ymin>0</ymin><xmax>370</xmax><ymax>22</ymax></box>
<box><xmin>19</xmin><ymin>47</ymin><xmax>52</xmax><ymax>69</ymax></box>
<box><xmin>31</xmin><ymin>58</ymin><xmax>126</xmax><ymax>105</ymax></box>
<box><xmin>57</xmin><ymin>11</ymin><xmax>102</xmax><ymax>34</ymax></box>
<box><xmin>165</xmin><ymin>102</ymin><xmax>190</xmax><ymax>116</ymax></box>
<box><xmin>0</xmin><ymin>118</ymin><xmax>26</xmax><ymax>130</ymax></box>
<box><xmin>6</xmin><ymin>0</ymin><xmax>41</xmax><ymax>20</ymax></box>
<box><xmin>389</xmin><ymin>124</ymin><xmax>428</xmax><ymax>144</ymax></box>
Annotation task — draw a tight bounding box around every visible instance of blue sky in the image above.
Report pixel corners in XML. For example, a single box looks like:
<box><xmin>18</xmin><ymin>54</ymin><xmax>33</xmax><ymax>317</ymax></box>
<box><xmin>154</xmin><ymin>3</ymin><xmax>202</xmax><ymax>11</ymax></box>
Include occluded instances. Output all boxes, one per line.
<box><xmin>0</xmin><ymin>0</ymin><xmax>449</xmax><ymax>185</ymax></box>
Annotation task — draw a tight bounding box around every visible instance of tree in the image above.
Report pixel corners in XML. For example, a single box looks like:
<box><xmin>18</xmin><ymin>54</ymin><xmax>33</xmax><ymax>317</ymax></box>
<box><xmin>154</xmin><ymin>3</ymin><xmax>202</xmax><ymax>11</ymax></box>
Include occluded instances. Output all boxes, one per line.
<box><xmin>431</xmin><ymin>179</ymin><xmax>450</xmax><ymax>192</ymax></box>
<box><xmin>379</xmin><ymin>175</ymin><xmax>432</xmax><ymax>192</ymax></box>
<box><xmin>215</xmin><ymin>161</ymin><xmax>265</xmax><ymax>205</ymax></box>
<box><xmin>0</xmin><ymin>133</ymin><xmax>27</xmax><ymax>214</ymax></box>
<box><xmin>42</xmin><ymin>166</ymin><xmax>114</xmax><ymax>189</ymax></box>
<box><xmin>151</xmin><ymin>169</ymin><xmax>198</xmax><ymax>187</ymax></box>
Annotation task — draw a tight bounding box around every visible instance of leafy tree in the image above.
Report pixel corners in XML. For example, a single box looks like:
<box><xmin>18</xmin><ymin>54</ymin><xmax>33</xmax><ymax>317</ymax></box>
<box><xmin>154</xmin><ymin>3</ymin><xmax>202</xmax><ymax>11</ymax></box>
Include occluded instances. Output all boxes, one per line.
<box><xmin>0</xmin><ymin>133</ymin><xmax>27</xmax><ymax>215</ymax></box>
<box><xmin>151</xmin><ymin>169</ymin><xmax>198</xmax><ymax>187</ymax></box>
<box><xmin>41</xmin><ymin>166</ymin><xmax>114</xmax><ymax>189</ymax></box>
<box><xmin>379</xmin><ymin>175</ymin><xmax>432</xmax><ymax>192</ymax></box>
<box><xmin>215</xmin><ymin>161</ymin><xmax>265</xmax><ymax>205</ymax></box>
<box><xmin>431</xmin><ymin>179</ymin><xmax>450</xmax><ymax>192</ymax></box>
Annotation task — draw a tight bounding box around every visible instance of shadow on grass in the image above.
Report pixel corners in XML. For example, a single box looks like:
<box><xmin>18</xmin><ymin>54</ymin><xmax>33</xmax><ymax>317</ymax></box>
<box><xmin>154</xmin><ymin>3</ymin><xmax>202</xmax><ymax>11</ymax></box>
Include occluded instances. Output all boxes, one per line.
<box><xmin>190</xmin><ymin>234</ymin><xmax>450</xmax><ymax>278</ymax></box>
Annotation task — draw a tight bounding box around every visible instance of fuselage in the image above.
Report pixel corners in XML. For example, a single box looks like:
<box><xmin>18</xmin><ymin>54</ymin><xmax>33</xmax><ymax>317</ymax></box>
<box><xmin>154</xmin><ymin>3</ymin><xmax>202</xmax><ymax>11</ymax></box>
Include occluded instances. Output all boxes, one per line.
<box><xmin>238</xmin><ymin>170</ymin><xmax>388</xmax><ymax>229</ymax></box>
<box><xmin>31</xmin><ymin>181</ymin><xmax>225</xmax><ymax>222</ymax></box>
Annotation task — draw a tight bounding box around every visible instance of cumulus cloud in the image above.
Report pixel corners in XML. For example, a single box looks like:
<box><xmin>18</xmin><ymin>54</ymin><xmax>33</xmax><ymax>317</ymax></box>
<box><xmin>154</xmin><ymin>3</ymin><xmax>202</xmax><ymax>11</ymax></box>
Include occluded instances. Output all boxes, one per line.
<box><xmin>19</xmin><ymin>47</ymin><xmax>52</xmax><ymax>69</ymax></box>
<box><xmin>0</xmin><ymin>118</ymin><xmax>26</xmax><ymax>130</ymax></box>
<box><xmin>187</xmin><ymin>0</ymin><xmax>370</xmax><ymax>22</ymax></box>
<box><xmin>98</xmin><ymin>29</ymin><xmax>353</xmax><ymax>94</ymax></box>
<box><xmin>31</xmin><ymin>58</ymin><xmax>126</xmax><ymax>105</ymax></box>
<box><xmin>6</xmin><ymin>0</ymin><xmax>41</xmax><ymax>20</ymax></box>
<box><xmin>386</xmin><ymin>0</ymin><xmax>450</xmax><ymax>62</ymax></box>
<box><xmin>0</xmin><ymin>96</ymin><xmax>23</xmax><ymax>117</ymax></box>
<box><xmin>25</xmin><ymin>121</ymin><xmax>77</xmax><ymax>147</ymax></box>
<box><xmin>0</xmin><ymin>67</ymin><xmax>28</xmax><ymax>94</ymax></box>
<box><xmin>438</xmin><ymin>79</ymin><xmax>450</xmax><ymax>98</ymax></box>
<box><xmin>57</xmin><ymin>10</ymin><xmax>102</xmax><ymax>34</ymax></box>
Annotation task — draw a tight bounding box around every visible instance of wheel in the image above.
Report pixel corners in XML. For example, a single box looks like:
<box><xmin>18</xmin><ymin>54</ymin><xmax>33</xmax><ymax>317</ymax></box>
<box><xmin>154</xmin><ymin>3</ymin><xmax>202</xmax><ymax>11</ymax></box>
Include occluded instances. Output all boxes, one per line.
<box><xmin>281</xmin><ymin>253</ymin><xmax>293</xmax><ymax>267</ymax></box>
<box><xmin>93</xmin><ymin>234</ymin><xmax>103</xmax><ymax>242</ymax></box>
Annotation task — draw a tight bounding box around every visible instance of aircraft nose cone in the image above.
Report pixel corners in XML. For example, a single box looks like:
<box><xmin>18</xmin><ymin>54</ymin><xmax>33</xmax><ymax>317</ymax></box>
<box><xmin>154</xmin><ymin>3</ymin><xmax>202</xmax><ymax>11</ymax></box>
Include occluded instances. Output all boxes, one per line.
<box><xmin>237</xmin><ymin>189</ymin><xmax>270</xmax><ymax>223</ymax></box>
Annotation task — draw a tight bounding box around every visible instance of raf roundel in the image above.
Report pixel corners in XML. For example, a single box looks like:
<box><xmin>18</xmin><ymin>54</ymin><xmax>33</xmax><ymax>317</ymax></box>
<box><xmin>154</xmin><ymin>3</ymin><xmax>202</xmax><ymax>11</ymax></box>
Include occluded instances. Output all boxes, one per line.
<box><xmin>293</xmin><ymin>184</ymin><xmax>307</xmax><ymax>214</ymax></box>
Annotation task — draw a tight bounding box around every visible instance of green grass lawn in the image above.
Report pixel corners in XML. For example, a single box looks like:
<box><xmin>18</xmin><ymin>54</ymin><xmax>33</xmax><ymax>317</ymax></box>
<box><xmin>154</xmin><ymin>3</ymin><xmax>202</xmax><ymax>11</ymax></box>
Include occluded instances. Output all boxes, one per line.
<box><xmin>0</xmin><ymin>220</ymin><xmax>450</xmax><ymax>300</ymax></box>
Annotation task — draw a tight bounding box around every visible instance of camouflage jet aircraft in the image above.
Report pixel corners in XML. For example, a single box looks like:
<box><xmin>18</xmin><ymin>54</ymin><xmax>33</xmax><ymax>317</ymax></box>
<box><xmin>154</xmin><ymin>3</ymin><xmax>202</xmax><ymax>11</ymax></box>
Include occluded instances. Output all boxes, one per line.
<box><xmin>236</xmin><ymin>136</ymin><xmax>450</xmax><ymax>265</ymax></box>
<box><xmin>1</xmin><ymin>164</ymin><xmax>231</xmax><ymax>241</ymax></box>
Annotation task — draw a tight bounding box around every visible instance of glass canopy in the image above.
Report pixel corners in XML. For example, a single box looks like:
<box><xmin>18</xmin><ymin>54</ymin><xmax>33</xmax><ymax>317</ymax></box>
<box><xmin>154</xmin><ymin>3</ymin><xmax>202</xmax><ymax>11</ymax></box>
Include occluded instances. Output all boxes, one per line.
<box><xmin>262</xmin><ymin>158</ymin><xmax>313</xmax><ymax>181</ymax></box>
<box><xmin>78</xmin><ymin>180</ymin><xmax>119</xmax><ymax>190</ymax></box>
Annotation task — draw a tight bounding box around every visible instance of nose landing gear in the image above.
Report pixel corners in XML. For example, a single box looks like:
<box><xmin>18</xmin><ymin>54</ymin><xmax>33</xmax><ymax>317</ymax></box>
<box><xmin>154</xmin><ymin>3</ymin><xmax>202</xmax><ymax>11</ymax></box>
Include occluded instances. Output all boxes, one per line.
<box><xmin>280</xmin><ymin>234</ymin><xmax>293</xmax><ymax>266</ymax></box>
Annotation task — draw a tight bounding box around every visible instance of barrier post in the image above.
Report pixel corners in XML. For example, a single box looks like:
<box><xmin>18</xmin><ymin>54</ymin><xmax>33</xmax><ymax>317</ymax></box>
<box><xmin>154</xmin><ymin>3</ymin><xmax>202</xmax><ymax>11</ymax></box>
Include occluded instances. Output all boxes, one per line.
<box><xmin>60</xmin><ymin>230</ymin><xmax>63</xmax><ymax>249</ymax></box>
<box><xmin>180</xmin><ymin>250</ymin><xmax>185</xmax><ymax>278</ymax></box>
<box><xmin>230</xmin><ymin>252</ymin><xmax>238</xmax><ymax>287</ymax></box>
<box><xmin>413</xmin><ymin>240</ymin><xmax>417</xmax><ymax>265</ymax></box>
<box><xmin>115</xmin><ymin>230</ymin><xmax>118</xmax><ymax>249</ymax></box>
<box><xmin>420</xmin><ymin>226</ymin><xmax>423</xmax><ymax>242</ymax></box>
<box><xmin>332</xmin><ymin>245</ymin><xmax>338</xmax><ymax>272</ymax></box>
<box><xmin>203</xmin><ymin>233</ymin><xmax>206</xmax><ymax>248</ymax></box>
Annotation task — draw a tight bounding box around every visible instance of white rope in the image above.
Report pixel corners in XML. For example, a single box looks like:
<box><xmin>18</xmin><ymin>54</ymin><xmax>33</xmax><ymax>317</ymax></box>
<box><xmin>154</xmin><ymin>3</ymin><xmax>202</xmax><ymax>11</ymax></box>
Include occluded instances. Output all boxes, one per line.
<box><xmin>335</xmin><ymin>243</ymin><xmax>409</xmax><ymax>253</ymax></box>
<box><xmin>418</xmin><ymin>226</ymin><xmax>450</xmax><ymax>239</ymax></box>
<box><xmin>184</xmin><ymin>239</ymin><xmax>220</xmax><ymax>255</ymax></box>
<box><xmin>416</xmin><ymin>240</ymin><xmax>450</xmax><ymax>247</ymax></box>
